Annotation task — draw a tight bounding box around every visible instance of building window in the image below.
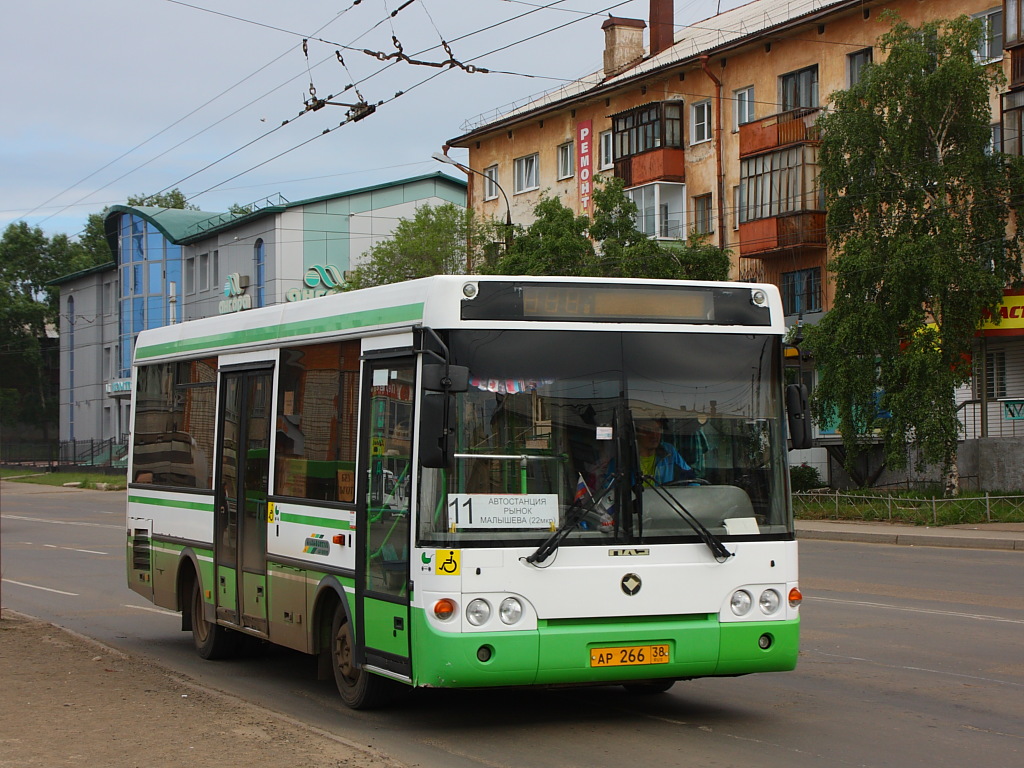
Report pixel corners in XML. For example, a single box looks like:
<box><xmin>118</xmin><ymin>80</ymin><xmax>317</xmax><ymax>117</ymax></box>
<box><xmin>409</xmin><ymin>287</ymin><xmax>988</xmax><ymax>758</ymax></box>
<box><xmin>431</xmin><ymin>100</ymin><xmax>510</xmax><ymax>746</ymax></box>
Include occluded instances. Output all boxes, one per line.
<box><xmin>691</xmin><ymin>100</ymin><xmax>712</xmax><ymax>144</ymax></box>
<box><xmin>254</xmin><ymin>239</ymin><xmax>265</xmax><ymax>308</ymax></box>
<box><xmin>625</xmin><ymin>182</ymin><xmax>685</xmax><ymax>239</ymax></box>
<box><xmin>975</xmin><ymin>350</ymin><xmax>1007</xmax><ymax>399</ymax></box>
<box><xmin>68</xmin><ymin>295</ymin><xmax>75</xmax><ymax>441</ymax></box>
<box><xmin>1002</xmin><ymin>89</ymin><xmax>1024</xmax><ymax>155</ymax></box>
<box><xmin>732</xmin><ymin>185</ymin><xmax>742</xmax><ymax>230</ymax></box>
<box><xmin>739</xmin><ymin>146</ymin><xmax>821</xmax><ymax>223</ymax></box>
<box><xmin>848</xmin><ymin>48</ymin><xmax>872</xmax><ymax>87</ymax></box>
<box><xmin>780</xmin><ymin>65</ymin><xmax>819</xmax><ymax>111</ymax></box>
<box><xmin>989</xmin><ymin>123</ymin><xmax>1003</xmax><ymax>155</ymax></box>
<box><xmin>974</xmin><ymin>8</ymin><xmax>1003</xmax><ymax>63</ymax></box>
<box><xmin>514</xmin><ymin>153</ymin><xmax>539</xmax><ymax>193</ymax></box>
<box><xmin>612</xmin><ymin>101</ymin><xmax>683</xmax><ymax>160</ymax></box>
<box><xmin>733</xmin><ymin>86</ymin><xmax>755</xmax><ymax>130</ymax></box>
<box><xmin>211</xmin><ymin>250</ymin><xmax>219</xmax><ymax>291</ymax></box>
<box><xmin>198</xmin><ymin>253</ymin><xmax>210</xmax><ymax>292</ymax></box>
<box><xmin>1010</xmin><ymin>1</ymin><xmax>1024</xmax><ymax>48</ymax></box>
<box><xmin>600</xmin><ymin>130</ymin><xmax>614</xmax><ymax>169</ymax></box>
<box><xmin>781</xmin><ymin>268</ymin><xmax>822</xmax><ymax>315</ymax></box>
<box><xmin>693</xmin><ymin>194</ymin><xmax>713</xmax><ymax>234</ymax></box>
<box><xmin>557</xmin><ymin>142</ymin><xmax>574</xmax><ymax>180</ymax></box>
<box><xmin>483</xmin><ymin>165</ymin><xmax>499</xmax><ymax>200</ymax></box>
<box><xmin>185</xmin><ymin>256</ymin><xmax>196</xmax><ymax>295</ymax></box>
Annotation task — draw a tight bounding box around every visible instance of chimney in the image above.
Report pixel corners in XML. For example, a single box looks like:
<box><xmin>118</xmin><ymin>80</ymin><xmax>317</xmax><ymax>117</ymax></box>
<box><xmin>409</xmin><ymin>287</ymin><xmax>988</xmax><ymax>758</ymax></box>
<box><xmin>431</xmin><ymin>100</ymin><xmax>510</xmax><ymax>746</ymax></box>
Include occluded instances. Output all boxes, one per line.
<box><xmin>602</xmin><ymin>17</ymin><xmax>646</xmax><ymax>78</ymax></box>
<box><xmin>649</xmin><ymin>0</ymin><xmax>675</xmax><ymax>57</ymax></box>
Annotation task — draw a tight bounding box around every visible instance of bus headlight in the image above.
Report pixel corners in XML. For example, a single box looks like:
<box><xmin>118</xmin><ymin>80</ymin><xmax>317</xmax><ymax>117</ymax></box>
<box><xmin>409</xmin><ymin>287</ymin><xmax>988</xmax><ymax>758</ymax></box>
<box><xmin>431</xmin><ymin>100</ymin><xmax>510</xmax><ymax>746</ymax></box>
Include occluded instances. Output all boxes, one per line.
<box><xmin>499</xmin><ymin>597</ymin><xmax>523</xmax><ymax>625</ymax></box>
<box><xmin>759</xmin><ymin>589</ymin><xmax>781</xmax><ymax>615</ymax></box>
<box><xmin>466</xmin><ymin>599</ymin><xmax>491</xmax><ymax>626</ymax></box>
<box><xmin>730</xmin><ymin>590</ymin><xmax>753</xmax><ymax>616</ymax></box>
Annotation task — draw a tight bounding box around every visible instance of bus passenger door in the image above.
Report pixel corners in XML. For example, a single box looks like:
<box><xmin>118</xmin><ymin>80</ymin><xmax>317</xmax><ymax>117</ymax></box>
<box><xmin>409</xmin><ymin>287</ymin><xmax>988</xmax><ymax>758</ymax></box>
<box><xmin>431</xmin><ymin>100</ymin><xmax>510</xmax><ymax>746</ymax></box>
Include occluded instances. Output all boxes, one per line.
<box><xmin>215</xmin><ymin>366</ymin><xmax>273</xmax><ymax>634</ymax></box>
<box><xmin>356</xmin><ymin>357</ymin><xmax>414</xmax><ymax>680</ymax></box>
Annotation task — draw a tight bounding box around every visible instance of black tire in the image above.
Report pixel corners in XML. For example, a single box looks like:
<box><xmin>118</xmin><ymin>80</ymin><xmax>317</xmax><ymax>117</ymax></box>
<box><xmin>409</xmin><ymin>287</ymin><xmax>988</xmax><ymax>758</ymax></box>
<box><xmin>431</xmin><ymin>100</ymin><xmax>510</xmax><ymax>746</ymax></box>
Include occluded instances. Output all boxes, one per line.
<box><xmin>623</xmin><ymin>679</ymin><xmax>676</xmax><ymax>694</ymax></box>
<box><xmin>190</xmin><ymin>578</ymin><xmax>240</xmax><ymax>660</ymax></box>
<box><xmin>330</xmin><ymin>603</ymin><xmax>396</xmax><ymax>710</ymax></box>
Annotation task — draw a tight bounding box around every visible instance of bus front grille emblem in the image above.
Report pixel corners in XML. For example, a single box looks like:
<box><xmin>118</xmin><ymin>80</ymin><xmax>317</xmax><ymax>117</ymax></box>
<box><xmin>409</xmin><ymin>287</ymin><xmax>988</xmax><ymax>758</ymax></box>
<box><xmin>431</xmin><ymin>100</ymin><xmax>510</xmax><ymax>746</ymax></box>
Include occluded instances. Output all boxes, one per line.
<box><xmin>621</xmin><ymin>573</ymin><xmax>642</xmax><ymax>596</ymax></box>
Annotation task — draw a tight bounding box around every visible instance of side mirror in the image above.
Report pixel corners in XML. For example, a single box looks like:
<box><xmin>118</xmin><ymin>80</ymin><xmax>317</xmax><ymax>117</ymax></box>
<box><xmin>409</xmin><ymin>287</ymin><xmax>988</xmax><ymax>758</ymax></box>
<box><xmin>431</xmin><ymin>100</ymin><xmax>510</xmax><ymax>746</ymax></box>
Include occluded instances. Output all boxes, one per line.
<box><xmin>786</xmin><ymin>383</ymin><xmax>812</xmax><ymax>450</ymax></box>
<box><xmin>419</xmin><ymin>392</ymin><xmax>455</xmax><ymax>468</ymax></box>
<box><xmin>422</xmin><ymin>364</ymin><xmax>469</xmax><ymax>393</ymax></box>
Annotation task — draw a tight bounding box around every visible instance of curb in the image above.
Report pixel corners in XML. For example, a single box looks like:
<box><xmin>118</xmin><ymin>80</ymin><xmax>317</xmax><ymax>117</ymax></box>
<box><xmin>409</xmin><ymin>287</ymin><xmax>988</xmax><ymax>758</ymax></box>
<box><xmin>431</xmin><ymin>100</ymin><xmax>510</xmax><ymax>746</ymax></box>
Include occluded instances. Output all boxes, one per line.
<box><xmin>797</xmin><ymin>528</ymin><xmax>1024</xmax><ymax>551</ymax></box>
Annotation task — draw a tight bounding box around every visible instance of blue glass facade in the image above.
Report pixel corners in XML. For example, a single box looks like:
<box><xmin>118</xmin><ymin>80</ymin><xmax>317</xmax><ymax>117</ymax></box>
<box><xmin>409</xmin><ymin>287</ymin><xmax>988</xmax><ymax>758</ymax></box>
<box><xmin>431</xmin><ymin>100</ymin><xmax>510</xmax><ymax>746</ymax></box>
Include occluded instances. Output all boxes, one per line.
<box><xmin>117</xmin><ymin>214</ymin><xmax>182</xmax><ymax>377</ymax></box>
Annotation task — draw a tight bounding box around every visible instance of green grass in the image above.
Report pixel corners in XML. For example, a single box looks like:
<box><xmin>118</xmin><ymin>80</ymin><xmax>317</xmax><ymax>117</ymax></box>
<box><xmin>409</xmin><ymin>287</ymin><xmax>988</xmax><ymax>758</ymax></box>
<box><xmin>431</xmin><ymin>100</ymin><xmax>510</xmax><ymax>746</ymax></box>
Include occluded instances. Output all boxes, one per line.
<box><xmin>0</xmin><ymin>469</ymin><xmax>127</xmax><ymax>490</ymax></box>
<box><xmin>793</xmin><ymin>490</ymin><xmax>1024</xmax><ymax>526</ymax></box>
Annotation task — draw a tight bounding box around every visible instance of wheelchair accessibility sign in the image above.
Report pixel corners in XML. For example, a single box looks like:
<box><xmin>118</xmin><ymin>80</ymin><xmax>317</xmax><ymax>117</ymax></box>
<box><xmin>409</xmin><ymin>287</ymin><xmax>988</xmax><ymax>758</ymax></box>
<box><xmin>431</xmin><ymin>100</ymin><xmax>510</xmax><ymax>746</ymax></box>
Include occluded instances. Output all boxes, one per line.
<box><xmin>434</xmin><ymin>549</ymin><xmax>460</xmax><ymax>576</ymax></box>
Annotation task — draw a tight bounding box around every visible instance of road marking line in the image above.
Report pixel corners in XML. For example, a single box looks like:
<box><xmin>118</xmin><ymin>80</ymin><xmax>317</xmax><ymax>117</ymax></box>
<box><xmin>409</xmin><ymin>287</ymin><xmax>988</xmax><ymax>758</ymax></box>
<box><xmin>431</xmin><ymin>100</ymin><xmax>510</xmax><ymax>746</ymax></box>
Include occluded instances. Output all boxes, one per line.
<box><xmin>4</xmin><ymin>579</ymin><xmax>78</xmax><ymax>596</ymax></box>
<box><xmin>806</xmin><ymin>595</ymin><xmax>1024</xmax><ymax>624</ymax></box>
<box><xmin>1</xmin><ymin>514</ymin><xmax>121</xmax><ymax>530</ymax></box>
<box><xmin>121</xmin><ymin>604</ymin><xmax>179</xmax><ymax>617</ymax></box>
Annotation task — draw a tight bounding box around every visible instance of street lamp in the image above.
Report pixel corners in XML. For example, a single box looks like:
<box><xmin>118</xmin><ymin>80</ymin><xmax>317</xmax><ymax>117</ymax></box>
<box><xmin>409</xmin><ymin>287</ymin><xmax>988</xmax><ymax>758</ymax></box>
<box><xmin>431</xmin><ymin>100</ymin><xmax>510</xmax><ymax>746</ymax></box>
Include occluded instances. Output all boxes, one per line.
<box><xmin>432</xmin><ymin>151</ymin><xmax>513</xmax><ymax>266</ymax></box>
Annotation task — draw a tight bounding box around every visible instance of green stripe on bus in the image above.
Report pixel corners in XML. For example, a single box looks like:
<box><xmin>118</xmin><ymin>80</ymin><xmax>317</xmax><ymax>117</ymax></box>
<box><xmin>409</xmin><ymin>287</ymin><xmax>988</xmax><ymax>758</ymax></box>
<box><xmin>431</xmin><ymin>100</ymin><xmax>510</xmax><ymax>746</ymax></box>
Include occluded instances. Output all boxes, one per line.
<box><xmin>135</xmin><ymin>303</ymin><xmax>424</xmax><ymax>359</ymax></box>
<box><xmin>129</xmin><ymin>495</ymin><xmax>215</xmax><ymax>512</ymax></box>
<box><xmin>278</xmin><ymin>512</ymin><xmax>351</xmax><ymax>530</ymax></box>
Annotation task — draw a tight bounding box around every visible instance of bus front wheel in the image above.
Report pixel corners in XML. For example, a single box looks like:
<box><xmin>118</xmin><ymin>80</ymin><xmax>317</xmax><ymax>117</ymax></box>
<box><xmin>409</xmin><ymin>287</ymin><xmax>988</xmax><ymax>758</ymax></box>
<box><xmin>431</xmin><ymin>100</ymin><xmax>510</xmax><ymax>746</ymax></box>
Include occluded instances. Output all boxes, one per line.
<box><xmin>331</xmin><ymin>604</ymin><xmax>395</xmax><ymax>709</ymax></box>
<box><xmin>190</xmin><ymin>579</ymin><xmax>240</xmax><ymax>660</ymax></box>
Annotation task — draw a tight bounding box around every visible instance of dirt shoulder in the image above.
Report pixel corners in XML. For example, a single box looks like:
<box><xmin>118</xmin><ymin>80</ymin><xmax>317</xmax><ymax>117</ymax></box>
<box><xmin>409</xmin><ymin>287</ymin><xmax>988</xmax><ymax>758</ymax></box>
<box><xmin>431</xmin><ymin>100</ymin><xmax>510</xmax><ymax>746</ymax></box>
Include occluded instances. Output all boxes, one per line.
<box><xmin>0</xmin><ymin>612</ymin><xmax>401</xmax><ymax>768</ymax></box>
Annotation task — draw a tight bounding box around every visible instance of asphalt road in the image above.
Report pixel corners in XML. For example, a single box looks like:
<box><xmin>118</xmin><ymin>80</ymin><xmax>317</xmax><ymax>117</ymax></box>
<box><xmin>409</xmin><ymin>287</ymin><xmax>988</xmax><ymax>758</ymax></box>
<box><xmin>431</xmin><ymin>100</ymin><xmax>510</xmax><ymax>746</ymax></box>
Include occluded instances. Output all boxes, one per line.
<box><xmin>2</xmin><ymin>482</ymin><xmax>1022</xmax><ymax>768</ymax></box>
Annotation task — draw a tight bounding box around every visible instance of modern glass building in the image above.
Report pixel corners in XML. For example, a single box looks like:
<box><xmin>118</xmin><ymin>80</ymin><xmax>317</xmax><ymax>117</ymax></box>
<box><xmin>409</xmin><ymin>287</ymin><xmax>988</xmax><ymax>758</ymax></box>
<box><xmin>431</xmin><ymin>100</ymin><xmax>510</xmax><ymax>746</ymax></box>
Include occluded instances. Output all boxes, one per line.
<box><xmin>53</xmin><ymin>174</ymin><xmax>467</xmax><ymax>446</ymax></box>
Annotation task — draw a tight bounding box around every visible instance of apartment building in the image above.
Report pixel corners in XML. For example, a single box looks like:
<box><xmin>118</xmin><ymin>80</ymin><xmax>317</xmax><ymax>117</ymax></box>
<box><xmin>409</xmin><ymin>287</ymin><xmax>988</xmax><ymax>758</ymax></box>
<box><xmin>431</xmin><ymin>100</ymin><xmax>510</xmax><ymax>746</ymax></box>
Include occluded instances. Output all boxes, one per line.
<box><xmin>447</xmin><ymin>0</ymin><xmax>1023</xmax><ymax>486</ymax></box>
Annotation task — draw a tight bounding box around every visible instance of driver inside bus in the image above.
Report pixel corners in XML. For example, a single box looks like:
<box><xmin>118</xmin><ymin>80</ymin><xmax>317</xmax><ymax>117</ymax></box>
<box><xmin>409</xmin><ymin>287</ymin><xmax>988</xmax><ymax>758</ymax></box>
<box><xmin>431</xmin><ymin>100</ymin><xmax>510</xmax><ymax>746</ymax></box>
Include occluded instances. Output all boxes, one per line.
<box><xmin>635</xmin><ymin>418</ymin><xmax>697</xmax><ymax>486</ymax></box>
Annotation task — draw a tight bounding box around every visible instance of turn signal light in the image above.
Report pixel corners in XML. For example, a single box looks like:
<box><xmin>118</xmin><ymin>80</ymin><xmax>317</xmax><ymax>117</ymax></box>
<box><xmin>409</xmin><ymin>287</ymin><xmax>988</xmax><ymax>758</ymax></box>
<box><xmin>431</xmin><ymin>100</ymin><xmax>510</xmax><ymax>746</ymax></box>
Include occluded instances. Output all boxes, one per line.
<box><xmin>788</xmin><ymin>587</ymin><xmax>803</xmax><ymax>608</ymax></box>
<box><xmin>433</xmin><ymin>598</ymin><xmax>457</xmax><ymax>621</ymax></box>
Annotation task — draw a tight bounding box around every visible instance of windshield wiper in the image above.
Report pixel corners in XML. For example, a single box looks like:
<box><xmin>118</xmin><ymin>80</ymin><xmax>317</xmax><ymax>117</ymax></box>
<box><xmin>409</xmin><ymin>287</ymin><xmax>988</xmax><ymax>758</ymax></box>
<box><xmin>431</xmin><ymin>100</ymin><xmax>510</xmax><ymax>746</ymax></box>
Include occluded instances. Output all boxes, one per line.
<box><xmin>644</xmin><ymin>482</ymin><xmax>733</xmax><ymax>562</ymax></box>
<box><xmin>525</xmin><ymin>481</ymin><xmax>615</xmax><ymax>565</ymax></box>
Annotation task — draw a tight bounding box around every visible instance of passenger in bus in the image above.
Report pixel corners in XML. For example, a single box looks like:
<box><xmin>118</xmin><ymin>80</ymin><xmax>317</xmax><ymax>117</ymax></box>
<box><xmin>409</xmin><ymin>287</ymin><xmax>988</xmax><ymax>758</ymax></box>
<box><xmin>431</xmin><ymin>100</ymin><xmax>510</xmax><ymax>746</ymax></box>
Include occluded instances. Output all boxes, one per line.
<box><xmin>599</xmin><ymin>418</ymin><xmax>698</xmax><ymax>489</ymax></box>
<box><xmin>634</xmin><ymin>418</ymin><xmax>697</xmax><ymax>486</ymax></box>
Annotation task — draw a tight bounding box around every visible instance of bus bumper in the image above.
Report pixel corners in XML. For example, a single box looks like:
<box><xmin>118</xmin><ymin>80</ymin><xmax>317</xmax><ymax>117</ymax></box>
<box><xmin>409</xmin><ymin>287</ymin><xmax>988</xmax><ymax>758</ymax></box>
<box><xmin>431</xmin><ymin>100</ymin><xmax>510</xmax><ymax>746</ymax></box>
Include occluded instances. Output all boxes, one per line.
<box><xmin>410</xmin><ymin>609</ymin><xmax>799</xmax><ymax>688</ymax></box>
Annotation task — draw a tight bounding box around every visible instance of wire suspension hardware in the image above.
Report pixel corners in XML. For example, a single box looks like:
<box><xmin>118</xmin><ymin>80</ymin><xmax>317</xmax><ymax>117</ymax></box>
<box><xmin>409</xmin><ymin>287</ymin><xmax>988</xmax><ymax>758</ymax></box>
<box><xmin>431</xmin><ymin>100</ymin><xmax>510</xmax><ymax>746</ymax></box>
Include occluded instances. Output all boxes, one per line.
<box><xmin>300</xmin><ymin>40</ymin><xmax>377</xmax><ymax>122</ymax></box>
<box><xmin>365</xmin><ymin>35</ymin><xmax>490</xmax><ymax>74</ymax></box>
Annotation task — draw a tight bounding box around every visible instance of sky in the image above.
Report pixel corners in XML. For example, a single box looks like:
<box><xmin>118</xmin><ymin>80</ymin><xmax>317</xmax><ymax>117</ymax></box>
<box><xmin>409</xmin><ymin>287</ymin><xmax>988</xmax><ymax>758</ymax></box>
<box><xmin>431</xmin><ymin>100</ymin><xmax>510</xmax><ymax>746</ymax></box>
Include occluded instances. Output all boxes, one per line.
<box><xmin>1</xmin><ymin>0</ymin><xmax>745</xmax><ymax>240</ymax></box>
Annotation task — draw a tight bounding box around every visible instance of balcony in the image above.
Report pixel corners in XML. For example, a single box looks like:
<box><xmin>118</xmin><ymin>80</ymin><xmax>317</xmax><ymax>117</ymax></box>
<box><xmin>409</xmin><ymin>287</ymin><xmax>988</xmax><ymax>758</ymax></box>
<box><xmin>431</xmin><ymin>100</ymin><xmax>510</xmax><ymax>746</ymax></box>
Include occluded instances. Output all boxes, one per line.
<box><xmin>740</xmin><ymin>107</ymin><xmax>821</xmax><ymax>157</ymax></box>
<box><xmin>738</xmin><ymin>210</ymin><xmax>826</xmax><ymax>257</ymax></box>
<box><xmin>614</xmin><ymin>147</ymin><xmax>685</xmax><ymax>188</ymax></box>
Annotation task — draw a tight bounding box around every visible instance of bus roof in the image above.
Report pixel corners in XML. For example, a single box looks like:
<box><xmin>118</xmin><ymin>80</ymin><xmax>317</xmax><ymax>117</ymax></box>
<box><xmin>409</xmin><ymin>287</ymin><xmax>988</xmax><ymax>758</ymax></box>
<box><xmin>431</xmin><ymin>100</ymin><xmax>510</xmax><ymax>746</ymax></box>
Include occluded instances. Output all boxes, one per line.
<box><xmin>133</xmin><ymin>275</ymin><xmax>786</xmax><ymax>364</ymax></box>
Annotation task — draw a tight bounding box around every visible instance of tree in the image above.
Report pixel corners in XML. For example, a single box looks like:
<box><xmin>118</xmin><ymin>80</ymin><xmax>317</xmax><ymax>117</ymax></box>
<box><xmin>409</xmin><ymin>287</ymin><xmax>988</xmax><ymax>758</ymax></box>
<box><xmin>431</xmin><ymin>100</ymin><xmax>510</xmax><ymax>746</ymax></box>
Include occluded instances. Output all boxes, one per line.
<box><xmin>345</xmin><ymin>203</ymin><xmax>483</xmax><ymax>290</ymax></box>
<box><xmin>486</xmin><ymin>176</ymin><xmax>731</xmax><ymax>280</ymax></box>
<box><xmin>0</xmin><ymin>222</ymin><xmax>78</xmax><ymax>432</ymax></box>
<box><xmin>805</xmin><ymin>13</ymin><xmax>1024</xmax><ymax>494</ymax></box>
<box><xmin>482</xmin><ymin>195</ymin><xmax>595</xmax><ymax>276</ymax></box>
<box><xmin>126</xmin><ymin>188</ymin><xmax>196</xmax><ymax>210</ymax></box>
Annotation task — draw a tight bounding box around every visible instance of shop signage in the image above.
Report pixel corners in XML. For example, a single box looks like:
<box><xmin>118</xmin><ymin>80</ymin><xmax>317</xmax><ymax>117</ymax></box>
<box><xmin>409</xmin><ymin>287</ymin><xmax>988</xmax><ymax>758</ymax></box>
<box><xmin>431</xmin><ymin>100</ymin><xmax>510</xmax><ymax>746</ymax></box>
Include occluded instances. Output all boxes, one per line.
<box><xmin>577</xmin><ymin>120</ymin><xmax>593</xmax><ymax>211</ymax></box>
<box><xmin>286</xmin><ymin>264</ymin><xmax>345</xmax><ymax>302</ymax></box>
<box><xmin>105</xmin><ymin>378</ymin><xmax>132</xmax><ymax>395</ymax></box>
<box><xmin>219</xmin><ymin>273</ymin><xmax>252</xmax><ymax>314</ymax></box>
<box><xmin>980</xmin><ymin>292</ymin><xmax>1024</xmax><ymax>336</ymax></box>
<box><xmin>1003</xmin><ymin>400</ymin><xmax>1024</xmax><ymax>420</ymax></box>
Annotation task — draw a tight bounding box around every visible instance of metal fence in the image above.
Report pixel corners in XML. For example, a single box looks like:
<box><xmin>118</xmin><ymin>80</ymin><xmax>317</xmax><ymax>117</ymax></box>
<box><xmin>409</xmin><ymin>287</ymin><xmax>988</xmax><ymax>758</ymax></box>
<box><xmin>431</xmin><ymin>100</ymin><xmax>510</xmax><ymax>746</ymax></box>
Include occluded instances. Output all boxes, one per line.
<box><xmin>794</xmin><ymin>490</ymin><xmax>1024</xmax><ymax>526</ymax></box>
<box><xmin>1</xmin><ymin>439</ymin><xmax>127</xmax><ymax>471</ymax></box>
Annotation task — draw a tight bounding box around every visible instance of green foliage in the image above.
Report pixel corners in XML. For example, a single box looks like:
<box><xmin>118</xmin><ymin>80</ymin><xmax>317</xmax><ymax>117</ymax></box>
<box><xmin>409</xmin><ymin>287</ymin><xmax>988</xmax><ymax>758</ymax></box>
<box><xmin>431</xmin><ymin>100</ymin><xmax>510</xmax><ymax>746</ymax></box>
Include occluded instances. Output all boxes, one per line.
<box><xmin>345</xmin><ymin>203</ymin><xmax>481</xmax><ymax>289</ymax></box>
<box><xmin>126</xmin><ymin>188</ymin><xmax>196</xmax><ymax>210</ymax></box>
<box><xmin>0</xmin><ymin>221</ymin><xmax>83</xmax><ymax>432</ymax></box>
<box><xmin>789</xmin><ymin>463</ymin><xmax>824</xmax><ymax>492</ymax></box>
<box><xmin>483</xmin><ymin>195</ymin><xmax>596</xmax><ymax>276</ymax></box>
<box><xmin>806</xmin><ymin>13</ymin><xmax>1024</xmax><ymax>490</ymax></box>
<box><xmin>486</xmin><ymin>176</ymin><xmax>732</xmax><ymax>280</ymax></box>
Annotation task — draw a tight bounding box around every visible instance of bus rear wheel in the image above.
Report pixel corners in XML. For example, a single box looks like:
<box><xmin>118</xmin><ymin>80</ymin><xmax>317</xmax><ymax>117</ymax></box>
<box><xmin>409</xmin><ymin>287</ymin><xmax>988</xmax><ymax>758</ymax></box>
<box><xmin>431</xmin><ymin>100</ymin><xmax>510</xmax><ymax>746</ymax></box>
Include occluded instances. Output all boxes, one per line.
<box><xmin>331</xmin><ymin>604</ymin><xmax>395</xmax><ymax>709</ymax></box>
<box><xmin>190</xmin><ymin>579</ymin><xmax>240</xmax><ymax>660</ymax></box>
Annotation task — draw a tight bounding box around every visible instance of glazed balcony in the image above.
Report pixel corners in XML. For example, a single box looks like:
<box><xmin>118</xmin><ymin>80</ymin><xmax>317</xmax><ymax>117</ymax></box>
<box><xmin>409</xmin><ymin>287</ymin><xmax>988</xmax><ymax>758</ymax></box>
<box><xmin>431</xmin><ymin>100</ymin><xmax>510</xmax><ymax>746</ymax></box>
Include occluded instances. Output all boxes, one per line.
<box><xmin>738</xmin><ymin>210</ymin><xmax>826</xmax><ymax>257</ymax></box>
<box><xmin>739</xmin><ymin>107</ymin><xmax>821</xmax><ymax>158</ymax></box>
<box><xmin>614</xmin><ymin>147</ymin><xmax>685</xmax><ymax>188</ymax></box>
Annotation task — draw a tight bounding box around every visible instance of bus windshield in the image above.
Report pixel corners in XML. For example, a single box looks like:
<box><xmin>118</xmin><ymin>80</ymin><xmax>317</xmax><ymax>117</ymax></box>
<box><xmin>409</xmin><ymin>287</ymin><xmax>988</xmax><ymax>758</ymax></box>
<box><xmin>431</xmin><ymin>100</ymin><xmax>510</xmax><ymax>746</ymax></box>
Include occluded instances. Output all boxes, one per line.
<box><xmin>418</xmin><ymin>329</ymin><xmax>791</xmax><ymax>548</ymax></box>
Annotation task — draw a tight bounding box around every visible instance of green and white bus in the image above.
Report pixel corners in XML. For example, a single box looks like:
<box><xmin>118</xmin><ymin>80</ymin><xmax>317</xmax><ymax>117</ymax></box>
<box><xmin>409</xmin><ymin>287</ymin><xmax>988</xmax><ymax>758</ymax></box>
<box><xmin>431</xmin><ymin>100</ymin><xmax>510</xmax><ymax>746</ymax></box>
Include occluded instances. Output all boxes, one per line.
<box><xmin>126</xmin><ymin>276</ymin><xmax>806</xmax><ymax>708</ymax></box>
